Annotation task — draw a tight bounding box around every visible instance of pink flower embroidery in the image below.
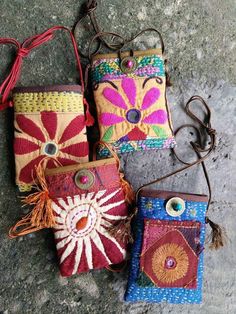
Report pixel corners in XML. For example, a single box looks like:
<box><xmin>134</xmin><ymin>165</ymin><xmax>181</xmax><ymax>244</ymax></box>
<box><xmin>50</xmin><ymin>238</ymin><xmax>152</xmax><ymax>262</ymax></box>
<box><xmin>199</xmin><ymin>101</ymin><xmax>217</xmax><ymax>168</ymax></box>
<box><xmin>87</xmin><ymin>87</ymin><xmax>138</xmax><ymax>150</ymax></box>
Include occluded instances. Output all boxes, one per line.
<box><xmin>99</xmin><ymin>77</ymin><xmax>168</xmax><ymax>141</ymax></box>
<box><xmin>14</xmin><ymin>111</ymin><xmax>88</xmax><ymax>184</ymax></box>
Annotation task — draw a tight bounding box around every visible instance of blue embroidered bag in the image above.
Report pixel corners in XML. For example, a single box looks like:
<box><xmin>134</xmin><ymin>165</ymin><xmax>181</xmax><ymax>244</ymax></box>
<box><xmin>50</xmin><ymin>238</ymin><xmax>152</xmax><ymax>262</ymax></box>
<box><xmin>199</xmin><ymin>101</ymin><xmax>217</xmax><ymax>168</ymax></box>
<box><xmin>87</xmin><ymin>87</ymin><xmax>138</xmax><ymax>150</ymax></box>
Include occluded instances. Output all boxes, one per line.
<box><xmin>125</xmin><ymin>190</ymin><xmax>208</xmax><ymax>304</ymax></box>
<box><xmin>125</xmin><ymin>96</ymin><xmax>225</xmax><ymax>304</ymax></box>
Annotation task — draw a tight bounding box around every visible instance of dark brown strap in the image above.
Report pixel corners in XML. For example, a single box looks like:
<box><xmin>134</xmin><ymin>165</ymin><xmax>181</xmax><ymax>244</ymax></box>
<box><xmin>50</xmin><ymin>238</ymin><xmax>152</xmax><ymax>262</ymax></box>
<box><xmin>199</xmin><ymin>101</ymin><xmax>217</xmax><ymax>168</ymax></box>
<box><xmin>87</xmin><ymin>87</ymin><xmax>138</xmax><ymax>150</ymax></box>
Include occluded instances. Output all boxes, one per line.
<box><xmin>87</xmin><ymin>31</ymin><xmax>125</xmax><ymax>61</ymax></box>
<box><xmin>74</xmin><ymin>1</ymin><xmax>164</xmax><ymax>59</ymax></box>
<box><xmin>136</xmin><ymin>95</ymin><xmax>216</xmax><ymax>214</ymax></box>
<box><xmin>73</xmin><ymin>0</ymin><xmax>124</xmax><ymax>58</ymax></box>
<box><xmin>124</xmin><ymin>28</ymin><xmax>164</xmax><ymax>54</ymax></box>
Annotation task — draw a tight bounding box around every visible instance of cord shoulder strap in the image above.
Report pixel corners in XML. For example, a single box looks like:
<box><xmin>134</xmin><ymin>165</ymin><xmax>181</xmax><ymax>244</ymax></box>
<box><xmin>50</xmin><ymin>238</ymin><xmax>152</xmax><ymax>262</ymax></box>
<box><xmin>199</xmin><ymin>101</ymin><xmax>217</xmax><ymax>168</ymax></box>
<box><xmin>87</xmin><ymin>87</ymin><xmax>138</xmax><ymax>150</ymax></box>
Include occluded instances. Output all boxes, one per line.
<box><xmin>0</xmin><ymin>26</ymin><xmax>85</xmax><ymax>111</ymax></box>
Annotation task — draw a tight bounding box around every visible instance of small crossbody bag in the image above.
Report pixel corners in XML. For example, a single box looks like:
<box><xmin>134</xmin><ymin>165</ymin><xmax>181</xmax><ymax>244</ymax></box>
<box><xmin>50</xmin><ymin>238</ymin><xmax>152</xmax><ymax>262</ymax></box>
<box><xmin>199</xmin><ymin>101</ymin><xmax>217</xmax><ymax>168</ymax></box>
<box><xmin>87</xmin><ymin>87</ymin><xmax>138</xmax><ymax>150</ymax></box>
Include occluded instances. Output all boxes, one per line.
<box><xmin>88</xmin><ymin>30</ymin><xmax>176</xmax><ymax>156</ymax></box>
<box><xmin>125</xmin><ymin>96</ymin><xmax>225</xmax><ymax>303</ymax></box>
<box><xmin>0</xmin><ymin>26</ymin><xmax>94</xmax><ymax>192</ymax></box>
<box><xmin>9</xmin><ymin>143</ymin><xmax>134</xmax><ymax>277</ymax></box>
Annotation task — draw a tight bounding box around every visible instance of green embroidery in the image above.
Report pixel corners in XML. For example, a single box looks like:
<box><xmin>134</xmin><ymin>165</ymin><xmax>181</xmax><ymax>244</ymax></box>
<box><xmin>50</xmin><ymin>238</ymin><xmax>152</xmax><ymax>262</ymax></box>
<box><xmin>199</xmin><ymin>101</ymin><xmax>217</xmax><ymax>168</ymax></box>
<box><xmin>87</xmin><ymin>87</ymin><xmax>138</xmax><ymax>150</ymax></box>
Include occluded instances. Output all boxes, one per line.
<box><xmin>136</xmin><ymin>271</ymin><xmax>155</xmax><ymax>287</ymax></box>
<box><xmin>152</xmin><ymin>125</ymin><xmax>167</xmax><ymax>138</ymax></box>
<box><xmin>101</xmin><ymin>126</ymin><xmax>113</xmax><ymax>142</ymax></box>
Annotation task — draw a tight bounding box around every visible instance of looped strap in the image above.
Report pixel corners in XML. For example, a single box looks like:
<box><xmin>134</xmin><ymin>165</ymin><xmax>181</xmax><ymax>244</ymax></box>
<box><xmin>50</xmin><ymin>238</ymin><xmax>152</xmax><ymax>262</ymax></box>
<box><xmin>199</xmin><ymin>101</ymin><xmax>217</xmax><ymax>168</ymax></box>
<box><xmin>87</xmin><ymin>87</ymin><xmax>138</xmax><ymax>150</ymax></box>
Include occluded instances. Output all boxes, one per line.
<box><xmin>0</xmin><ymin>38</ymin><xmax>20</xmax><ymax>110</ymax></box>
<box><xmin>17</xmin><ymin>48</ymin><xmax>30</xmax><ymax>58</ymax></box>
<box><xmin>88</xmin><ymin>31</ymin><xmax>125</xmax><ymax>61</ymax></box>
<box><xmin>185</xmin><ymin>95</ymin><xmax>217</xmax><ymax>151</ymax></box>
<box><xmin>135</xmin><ymin>95</ymin><xmax>225</xmax><ymax>249</ymax></box>
<box><xmin>0</xmin><ymin>26</ymin><xmax>85</xmax><ymax>111</ymax></box>
<box><xmin>136</xmin><ymin>95</ymin><xmax>215</xmax><ymax>207</ymax></box>
<box><xmin>86</xmin><ymin>0</ymin><xmax>97</xmax><ymax>14</ymax></box>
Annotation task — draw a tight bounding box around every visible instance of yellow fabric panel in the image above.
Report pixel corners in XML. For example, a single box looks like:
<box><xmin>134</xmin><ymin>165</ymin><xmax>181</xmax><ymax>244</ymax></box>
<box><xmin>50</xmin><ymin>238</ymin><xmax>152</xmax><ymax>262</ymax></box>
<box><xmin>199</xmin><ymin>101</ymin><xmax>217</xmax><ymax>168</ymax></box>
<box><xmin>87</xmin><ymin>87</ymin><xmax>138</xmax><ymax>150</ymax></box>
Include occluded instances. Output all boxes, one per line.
<box><xmin>13</xmin><ymin>91</ymin><xmax>84</xmax><ymax>113</ymax></box>
<box><xmin>94</xmin><ymin>77</ymin><xmax>173</xmax><ymax>143</ymax></box>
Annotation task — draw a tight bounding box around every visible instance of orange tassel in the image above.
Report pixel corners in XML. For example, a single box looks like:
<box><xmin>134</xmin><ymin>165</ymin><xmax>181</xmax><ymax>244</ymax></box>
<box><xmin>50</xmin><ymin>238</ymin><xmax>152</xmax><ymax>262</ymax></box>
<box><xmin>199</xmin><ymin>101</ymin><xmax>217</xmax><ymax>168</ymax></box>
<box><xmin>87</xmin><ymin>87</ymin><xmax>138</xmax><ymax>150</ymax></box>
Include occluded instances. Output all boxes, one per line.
<box><xmin>9</xmin><ymin>161</ymin><xmax>54</xmax><ymax>238</ymax></box>
<box><xmin>119</xmin><ymin>171</ymin><xmax>135</xmax><ymax>204</ymax></box>
<box><xmin>84</xmin><ymin>98</ymin><xmax>95</xmax><ymax>126</ymax></box>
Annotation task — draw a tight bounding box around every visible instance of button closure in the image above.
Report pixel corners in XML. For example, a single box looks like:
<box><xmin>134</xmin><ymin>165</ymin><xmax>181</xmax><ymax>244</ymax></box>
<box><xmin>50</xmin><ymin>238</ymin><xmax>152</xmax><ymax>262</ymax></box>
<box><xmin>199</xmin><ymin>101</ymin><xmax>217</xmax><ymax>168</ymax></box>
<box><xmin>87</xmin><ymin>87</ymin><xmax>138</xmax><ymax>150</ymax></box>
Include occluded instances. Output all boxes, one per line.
<box><xmin>74</xmin><ymin>169</ymin><xmax>95</xmax><ymax>190</ymax></box>
<box><xmin>166</xmin><ymin>197</ymin><xmax>185</xmax><ymax>217</ymax></box>
<box><xmin>120</xmin><ymin>56</ymin><xmax>137</xmax><ymax>73</ymax></box>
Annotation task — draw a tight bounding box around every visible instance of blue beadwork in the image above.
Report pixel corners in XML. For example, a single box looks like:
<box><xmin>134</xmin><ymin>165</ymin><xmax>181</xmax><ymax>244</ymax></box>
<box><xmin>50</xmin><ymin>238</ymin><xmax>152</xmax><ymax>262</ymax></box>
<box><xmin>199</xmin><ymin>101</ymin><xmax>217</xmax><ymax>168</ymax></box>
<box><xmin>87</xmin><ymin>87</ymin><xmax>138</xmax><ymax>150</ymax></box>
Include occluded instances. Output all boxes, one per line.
<box><xmin>98</xmin><ymin>137</ymin><xmax>176</xmax><ymax>157</ymax></box>
<box><xmin>92</xmin><ymin>55</ymin><xmax>165</xmax><ymax>84</ymax></box>
<box><xmin>125</xmin><ymin>194</ymin><xmax>207</xmax><ymax>304</ymax></box>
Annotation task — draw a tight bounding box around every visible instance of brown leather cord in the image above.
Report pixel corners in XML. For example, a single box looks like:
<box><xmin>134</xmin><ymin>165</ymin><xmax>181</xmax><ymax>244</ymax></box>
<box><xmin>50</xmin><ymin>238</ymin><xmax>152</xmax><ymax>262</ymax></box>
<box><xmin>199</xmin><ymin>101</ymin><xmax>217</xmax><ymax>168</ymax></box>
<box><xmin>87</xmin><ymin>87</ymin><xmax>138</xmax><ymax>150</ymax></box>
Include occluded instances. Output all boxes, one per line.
<box><xmin>136</xmin><ymin>95</ymin><xmax>216</xmax><ymax>206</ymax></box>
<box><xmin>87</xmin><ymin>29</ymin><xmax>165</xmax><ymax>62</ymax></box>
<box><xmin>74</xmin><ymin>1</ymin><xmax>165</xmax><ymax>60</ymax></box>
<box><xmin>135</xmin><ymin>95</ymin><xmax>225</xmax><ymax>249</ymax></box>
<box><xmin>73</xmin><ymin>0</ymin><xmax>124</xmax><ymax>58</ymax></box>
<box><xmin>87</xmin><ymin>31</ymin><xmax>126</xmax><ymax>61</ymax></box>
<box><xmin>124</xmin><ymin>28</ymin><xmax>165</xmax><ymax>54</ymax></box>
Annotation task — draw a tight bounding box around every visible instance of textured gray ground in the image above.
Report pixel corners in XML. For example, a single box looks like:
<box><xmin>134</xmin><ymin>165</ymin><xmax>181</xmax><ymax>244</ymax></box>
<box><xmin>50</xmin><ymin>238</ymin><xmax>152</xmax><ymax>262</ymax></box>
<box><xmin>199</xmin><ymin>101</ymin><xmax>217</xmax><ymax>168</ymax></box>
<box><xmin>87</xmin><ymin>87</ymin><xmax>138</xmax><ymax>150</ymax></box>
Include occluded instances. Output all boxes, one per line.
<box><xmin>0</xmin><ymin>0</ymin><xmax>235</xmax><ymax>313</ymax></box>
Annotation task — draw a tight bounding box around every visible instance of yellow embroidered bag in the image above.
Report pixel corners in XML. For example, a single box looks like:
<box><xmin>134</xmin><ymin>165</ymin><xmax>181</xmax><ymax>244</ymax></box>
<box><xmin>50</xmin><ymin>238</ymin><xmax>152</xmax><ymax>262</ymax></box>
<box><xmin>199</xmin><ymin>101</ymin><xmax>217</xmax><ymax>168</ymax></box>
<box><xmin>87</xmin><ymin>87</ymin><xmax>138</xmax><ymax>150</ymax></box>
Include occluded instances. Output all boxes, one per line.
<box><xmin>89</xmin><ymin>29</ymin><xmax>176</xmax><ymax>156</ymax></box>
<box><xmin>0</xmin><ymin>26</ymin><xmax>94</xmax><ymax>192</ymax></box>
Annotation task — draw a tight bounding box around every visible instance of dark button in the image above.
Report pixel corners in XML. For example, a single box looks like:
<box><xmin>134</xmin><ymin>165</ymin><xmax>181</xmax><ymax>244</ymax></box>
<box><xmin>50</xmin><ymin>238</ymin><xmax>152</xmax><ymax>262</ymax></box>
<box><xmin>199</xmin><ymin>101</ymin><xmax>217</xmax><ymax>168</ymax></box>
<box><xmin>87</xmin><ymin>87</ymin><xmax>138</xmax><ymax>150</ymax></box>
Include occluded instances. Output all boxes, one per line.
<box><xmin>43</xmin><ymin>142</ymin><xmax>58</xmax><ymax>156</ymax></box>
<box><xmin>126</xmin><ymin>109</ymin><xmax>141</xmax><ymax>124</ymax></box>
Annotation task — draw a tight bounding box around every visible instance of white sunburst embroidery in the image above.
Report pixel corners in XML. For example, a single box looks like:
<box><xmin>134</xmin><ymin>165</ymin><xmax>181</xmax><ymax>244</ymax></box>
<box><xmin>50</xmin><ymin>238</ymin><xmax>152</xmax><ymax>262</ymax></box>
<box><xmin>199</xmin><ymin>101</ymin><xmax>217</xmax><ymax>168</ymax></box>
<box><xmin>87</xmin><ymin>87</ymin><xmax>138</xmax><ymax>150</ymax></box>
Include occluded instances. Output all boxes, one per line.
<box><xmin>53</xmin><ymin>188</ymin><xmax>127</xmax><ymax>275</ymax></box>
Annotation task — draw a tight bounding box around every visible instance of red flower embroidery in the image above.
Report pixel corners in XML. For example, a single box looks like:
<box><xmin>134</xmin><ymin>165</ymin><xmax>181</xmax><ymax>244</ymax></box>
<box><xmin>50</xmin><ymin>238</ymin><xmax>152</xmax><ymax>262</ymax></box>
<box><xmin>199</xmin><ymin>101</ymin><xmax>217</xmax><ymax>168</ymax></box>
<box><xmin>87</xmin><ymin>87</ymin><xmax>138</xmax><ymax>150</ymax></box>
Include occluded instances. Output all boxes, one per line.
<box><xmin>14</xmin><ymin>111</ymin><xmax>88</xmax><ymax>184</ymax></box>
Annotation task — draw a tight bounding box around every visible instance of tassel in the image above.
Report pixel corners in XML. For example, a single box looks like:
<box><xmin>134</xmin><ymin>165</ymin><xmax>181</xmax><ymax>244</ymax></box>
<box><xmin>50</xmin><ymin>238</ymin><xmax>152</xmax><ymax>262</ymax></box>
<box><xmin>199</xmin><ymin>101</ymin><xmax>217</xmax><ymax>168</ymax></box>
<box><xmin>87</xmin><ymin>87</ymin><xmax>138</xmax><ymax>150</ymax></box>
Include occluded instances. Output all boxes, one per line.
<box><xmin>108</xmin><ymin>208</ymin><xmax>137</xmax><ymax>244</ymax></box>
<box><xmin>205</xmin><ymin>216</ymin><xmax>226</xmax><ymax>250</ymax></box>
<box><xmin>84</xmin><ymin>98</ymin><xmax>95</xmax><ymax>126</ymax></box>
<box><xmin>119</xmin><ymin>171</ymin><xmax>135</xmax><ymax>204</ymax></box>
<box><xmin>9</xmin><ymin>161</ymin><xmax>54</xmax><ymax>238</ymax></box>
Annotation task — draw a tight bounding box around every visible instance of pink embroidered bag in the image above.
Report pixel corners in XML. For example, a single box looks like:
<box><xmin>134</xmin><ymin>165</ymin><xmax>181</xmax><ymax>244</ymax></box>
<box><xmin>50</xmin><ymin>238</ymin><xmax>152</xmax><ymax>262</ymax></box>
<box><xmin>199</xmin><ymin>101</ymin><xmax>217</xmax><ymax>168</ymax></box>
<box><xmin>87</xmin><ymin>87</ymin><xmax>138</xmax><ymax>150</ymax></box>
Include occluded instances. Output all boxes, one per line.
<box><xmin>0</xmin><ymin>26</ymin><xmax>94</xmax><ymax>192</ymax></box>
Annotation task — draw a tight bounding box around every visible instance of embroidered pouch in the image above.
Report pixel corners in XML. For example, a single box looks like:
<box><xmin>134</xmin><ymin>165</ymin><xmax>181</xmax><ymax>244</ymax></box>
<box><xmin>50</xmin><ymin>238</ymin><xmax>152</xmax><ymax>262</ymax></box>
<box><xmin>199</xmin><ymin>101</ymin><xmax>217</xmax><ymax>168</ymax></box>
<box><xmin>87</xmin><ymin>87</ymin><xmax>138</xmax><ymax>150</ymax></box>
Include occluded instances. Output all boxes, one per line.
<box><xmin>0</xmin><ymin>26</ymin><xmax>94</xmax><ymax>192</ymax></box>
<box><xmin>90</xmin><ymin>30</ymin><xmax>176</xmax><ymax>156</ymax></box>
<box><xmin>9</xmin><ymin>151</ymin><xmax>134</xmax><ymax>277</ymax></box>
<box><xmin>125</xmin><ymin>190</ymin><xmax>208</xmax><ymax>304</ymax></box>
<box><xmin>125</xmin><ymin>95</ymin><xmax>225</xmax><ymax>303</ymax></box>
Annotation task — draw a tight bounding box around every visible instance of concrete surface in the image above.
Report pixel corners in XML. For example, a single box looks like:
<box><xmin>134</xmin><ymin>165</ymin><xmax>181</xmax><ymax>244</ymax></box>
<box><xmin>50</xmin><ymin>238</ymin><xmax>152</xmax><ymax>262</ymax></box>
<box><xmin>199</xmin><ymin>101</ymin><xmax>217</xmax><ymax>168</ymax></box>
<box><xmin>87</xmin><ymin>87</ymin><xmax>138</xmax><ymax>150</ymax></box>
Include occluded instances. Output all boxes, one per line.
<box><xmin>0</xmin><ymin>0</ymin><xmax>235</xmax><ymax>313</ymax></box>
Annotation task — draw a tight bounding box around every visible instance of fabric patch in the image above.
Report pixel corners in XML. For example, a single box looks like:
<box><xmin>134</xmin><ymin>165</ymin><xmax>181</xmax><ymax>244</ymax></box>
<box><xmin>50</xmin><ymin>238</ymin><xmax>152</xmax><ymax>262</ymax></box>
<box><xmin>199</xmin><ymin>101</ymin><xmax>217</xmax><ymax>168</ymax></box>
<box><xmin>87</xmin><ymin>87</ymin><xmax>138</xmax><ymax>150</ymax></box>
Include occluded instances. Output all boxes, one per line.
<box><xmin>51</xmin><ymin>187</ymin><xmax>128</xmax><ymax>276</ymax></box>
<box><xmin>92</xmin><ymin>50</ymin><xmax>176</xmax><ymax>155</ymax></box>
<box><xmin>125</xmin><ymin>190</ymin><xmax>208</xmax><ymax>304</ymax></box>
<box><xmin>45</xmin><ymin>158</ymin><xmax>130</xmax><ymax>277</ymax></box>
<box><xmin>94</xmin><ymin>76</ymin><xmax>175</xmax><ymax>154</ymax></box>
<box><xmin>98</xmin><ymin>137</ymin><xmax>176</xmax><ymax>156</ymax></box>
<box><xmin>13</xmin><ymin>91</ymin><xmax>84</xmax><ymax>113</ymax></box>
<box><xmin>13</xmin><ymin>90</ymin><xmax>88</xmax><ymax>191</ymax></box>
<box><xmin>140</xmin><ymin>220</ymin><xmax>201</xmax><ymax>289</ymax></box>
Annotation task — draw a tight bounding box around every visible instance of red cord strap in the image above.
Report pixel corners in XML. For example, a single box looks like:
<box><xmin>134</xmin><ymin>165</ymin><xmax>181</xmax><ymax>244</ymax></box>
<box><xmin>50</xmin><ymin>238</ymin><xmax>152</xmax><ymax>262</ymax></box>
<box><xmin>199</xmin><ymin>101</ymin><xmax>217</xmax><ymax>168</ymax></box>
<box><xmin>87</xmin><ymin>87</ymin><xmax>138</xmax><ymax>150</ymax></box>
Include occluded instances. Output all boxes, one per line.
<box><xmin>0</xmin><ymin>38</ymin><xmax>21</xmax><ymax>110</ymax></box>
<box><xmin>0</xmin><ymin>26</ymin><xmax>94</xmax><ymax>125</ymax></box>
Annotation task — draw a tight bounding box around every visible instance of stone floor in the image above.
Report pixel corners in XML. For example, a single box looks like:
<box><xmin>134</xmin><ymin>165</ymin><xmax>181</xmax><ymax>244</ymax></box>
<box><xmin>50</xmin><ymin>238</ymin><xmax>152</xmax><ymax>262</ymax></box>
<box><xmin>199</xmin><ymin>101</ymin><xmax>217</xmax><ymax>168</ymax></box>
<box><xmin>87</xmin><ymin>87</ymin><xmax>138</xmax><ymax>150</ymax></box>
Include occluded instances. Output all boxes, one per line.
<box><xmin>0</xmin><ymin>0</ymin><xmax>235</xmax><ymax>313</ymax></box>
